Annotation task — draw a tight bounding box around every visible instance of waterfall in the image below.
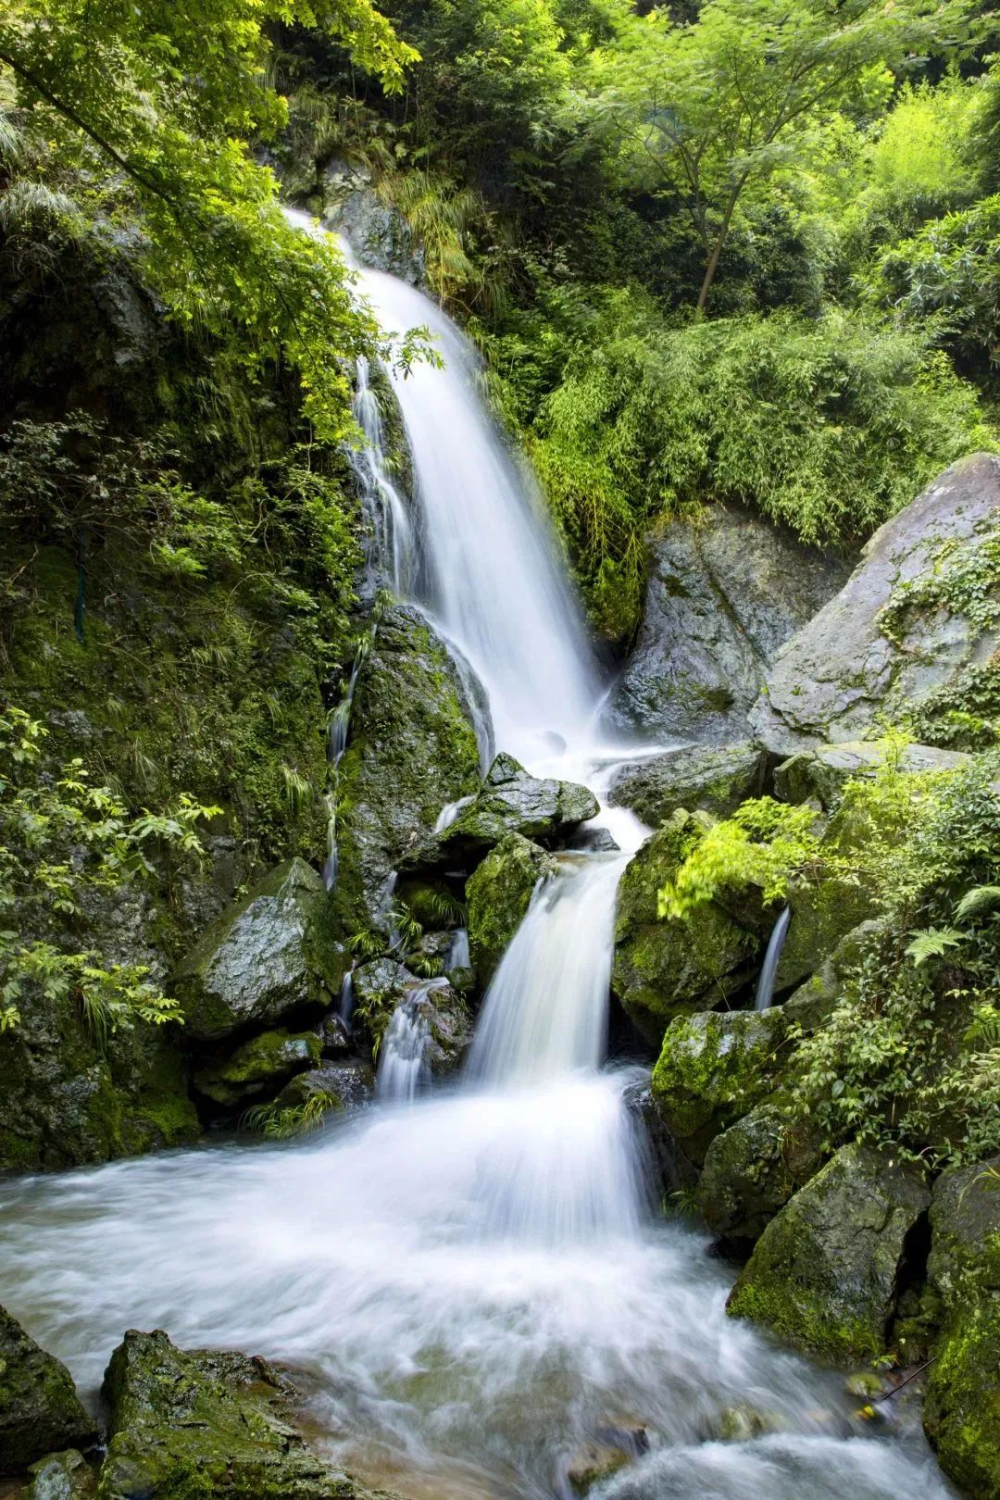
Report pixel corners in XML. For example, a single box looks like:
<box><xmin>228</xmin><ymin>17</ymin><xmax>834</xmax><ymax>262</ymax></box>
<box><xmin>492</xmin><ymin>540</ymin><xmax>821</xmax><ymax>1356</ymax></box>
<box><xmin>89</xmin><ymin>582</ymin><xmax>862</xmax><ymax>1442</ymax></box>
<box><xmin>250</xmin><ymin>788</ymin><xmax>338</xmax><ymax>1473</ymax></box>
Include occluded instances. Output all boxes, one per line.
<box><xmin>755</xmin><ymin>906</ymin><xmax>792</xmax><ymax>1011</ymax></box>
<box><xmin>0</xmin><ymin>220</ymin><xmax>955</xmax><ymax>1500</ymax></box>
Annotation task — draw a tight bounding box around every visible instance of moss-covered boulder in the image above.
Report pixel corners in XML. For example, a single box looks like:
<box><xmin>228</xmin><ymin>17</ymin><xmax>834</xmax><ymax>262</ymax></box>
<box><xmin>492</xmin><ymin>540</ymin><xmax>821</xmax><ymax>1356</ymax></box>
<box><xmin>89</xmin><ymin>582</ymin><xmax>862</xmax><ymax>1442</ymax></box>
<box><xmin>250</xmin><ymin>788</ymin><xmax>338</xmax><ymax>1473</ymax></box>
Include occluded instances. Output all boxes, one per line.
<box><xmin>612</xmin><ymin>816</ymin><xmax>757</xmax><ymax>1045</ymax></box>
<box><xmin>608</xmin><ymin>741</ymin><xmax>766</xmax><ymax>828</ymax></box>
<box><xmin>696</xmin><ymin>1099</ymin><xmax>824</xmax><ymax>1243</ymax></box>
<box><xmin>98</xmin><ymin>1330</ymin><xmax>401</xmax><ymax>1500</ymax></box>
<box><xmin>781</xmin><ymin>920</ymin><xmax>883</xmax><ymax>1033</ymax></box>
<box><xmin>922</xmin><ymin>1156</ymin><xmax>1000</xmax><ymax>1500</ymax></box>
<box><xmin>193</xmin><ymin>1029</ymin><xmax>321</xmax><ymax>1108</ymax></box>
<box><xmin>466</xmin><ymin>832</ymin><xmax>557</xmax><ymax>985</ymax></box>
<box><xmin>391</xmin><ymin>981</ymin><xmax>472</xmax><ymax>1076</ymax></box>
<box><xmin>0</xmin><ymin>990</ymin><xmax>198</xmax><ymax>1174</ymax></box>
<box><xmin>727</xmin><ymin>1143</ymin><xmax>929</xmax><ymax>1363</ymax></box>
<box><xmin>25</xmin><ymin>1449</ymin><xmax>97</xmax><ymax>1498</ymax></box>
<box><xmin>651</xmin><ymin>1009</ymin><xmax>786</xmax><ymax>1164</ymax></box>
<box><xmin>775</xmin><ymin>741</ymin><xmax>971</xmax><ymax>811</ymax></box>
<box><xmin>274</xmin><ymin>1059</ymin><xmax>375</xmax><ymax>1115</ymax></box>
<box><xmin>0</xmin><ymin>1306</ymin><xmax>95</xmax><ymax>1475</ymax></box>
<box><xmin>173</xmin><ymin>859</ymin><xmax>345</xmax><ymax>1041</ymax></box>
<box><xmin>333</xmin><ymin>606</ymin><xmax>483</xmax><ymax>929</ymax></box>
<box><xmin>423</xmin><ymin>753</ymin><xmax>598</xmax><ymax>870</ymax></box>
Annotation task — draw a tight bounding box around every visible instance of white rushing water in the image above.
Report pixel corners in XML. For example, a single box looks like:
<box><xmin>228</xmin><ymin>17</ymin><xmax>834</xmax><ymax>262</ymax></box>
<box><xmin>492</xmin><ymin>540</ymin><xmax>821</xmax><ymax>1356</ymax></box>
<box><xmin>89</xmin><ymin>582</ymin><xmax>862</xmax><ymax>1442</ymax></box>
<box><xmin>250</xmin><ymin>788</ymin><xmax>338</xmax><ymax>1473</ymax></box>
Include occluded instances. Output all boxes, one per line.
<box><xmin>0</xmin><ymin>219</ymin><xmax>957</xmax><ymax>1500</ymax></box>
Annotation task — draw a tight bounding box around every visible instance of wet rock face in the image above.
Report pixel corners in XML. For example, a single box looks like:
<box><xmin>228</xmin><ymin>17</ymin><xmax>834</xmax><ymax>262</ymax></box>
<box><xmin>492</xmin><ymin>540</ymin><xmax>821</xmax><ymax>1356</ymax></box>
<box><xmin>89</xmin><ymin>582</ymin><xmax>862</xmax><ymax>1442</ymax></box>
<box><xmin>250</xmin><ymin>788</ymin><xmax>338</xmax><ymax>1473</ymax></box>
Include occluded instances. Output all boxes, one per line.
<box><xmin>0</xmin><ymin>1306</ymin><xmax>95</xmax><ymax>1475</ymax></box>
<box><xmin>321</xmin><ymin>159</ymin><xmax>425</xmax><ymax>285</ymax></box>
<box><xmin>173</xmin><ymin>858</ymin><xmax>345</xmax><ymax>1041</ymax></box>
<box><xmin>352</xmin><ymin>959</ymin><xmax>472</xmax><ymax>1076</ymax></box>
<box><xmin>775</xmin><ymin>740</ymin><xmax>972</xmax><ymax>811</ymax></box>
<box><xmin>98</xmin><ymin>1329</ymin><xmax>401</xmax><ymax>1500</ymax></box>
<box><xmin>612</xmin><ymin>816</ymin><xmax>757</xmax><ymax>1045</ymax></box>
<box><xmin>25</xmin><ymin>1447</ymin><xmax>97</xmax><ymax>1498</ymax></box>
<box><xmin>727</xmin><ymin>1142</ymin><xmax>929</xmax><ymax>1364</ymax></box>
<box><xmin>751</xmin><ymin>454</ymin><xmax>1000</xmax><ymax>757</ymax></box>
<box><xmin>608</xmin><ymin>741</ymin><xmax>766</xmax><ymax>828</ymax></box>
<box><xmin>650</xmin><ymin>1009</ymin><xmax>786</xmax><ymax>1165</ymax></box>
<box><xmin>424</xmin><ymin>753</ymin><xmax>599</xmax><ymax>870</ymax></box>
<box><xmin>922</xmin><ymin>1156</ymin><xmax>1000</xmax><ymax>1500</ymax></box>
<box><xmin>696</xmin><ymin>1100</ymin><xmax>824</xmax><ymax>1243</ymax></box>
<box><xmin>333</xmin><ymin>606</ymin><xmax>483</xmax><ymax>930</ymax></box>
<box><xmin>607</xmin><ymin>503</ymin><xmax>850</xmax><ymax>745</ymax></box>
<box><xmin>193</xmin><ymin>1029</ymin><xmax>322</xmax><ymax>1108</ymax></box>
<box><xmin>466</xmin><ymin>832</ymin><xmax>558</xmax><ymax>986</ymax></box>
<box><xmin>276</xmin><ymin>1058</ymin><xmax>375</xmax><ymax>1115</ymax></box>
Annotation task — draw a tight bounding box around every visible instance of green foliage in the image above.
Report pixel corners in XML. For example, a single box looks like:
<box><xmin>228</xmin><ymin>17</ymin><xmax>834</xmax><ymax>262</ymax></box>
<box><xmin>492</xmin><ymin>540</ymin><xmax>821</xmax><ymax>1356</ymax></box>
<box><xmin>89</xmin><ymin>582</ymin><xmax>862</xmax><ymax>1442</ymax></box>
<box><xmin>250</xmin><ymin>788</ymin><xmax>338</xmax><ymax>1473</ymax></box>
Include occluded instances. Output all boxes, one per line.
<box><xmin>243</xmin><ymin>1090</ymin><xmax>339</xmax><ymax>1138</ymax></box>
<box><xmin>658</xmin><ymin>799</ymin><xmax>822</xmax><ymax>920</ymax></box>
<box><xmin>0</xmin><ymin>704</ymin><xmax>217</xmax><ymax>1037</ymax></box>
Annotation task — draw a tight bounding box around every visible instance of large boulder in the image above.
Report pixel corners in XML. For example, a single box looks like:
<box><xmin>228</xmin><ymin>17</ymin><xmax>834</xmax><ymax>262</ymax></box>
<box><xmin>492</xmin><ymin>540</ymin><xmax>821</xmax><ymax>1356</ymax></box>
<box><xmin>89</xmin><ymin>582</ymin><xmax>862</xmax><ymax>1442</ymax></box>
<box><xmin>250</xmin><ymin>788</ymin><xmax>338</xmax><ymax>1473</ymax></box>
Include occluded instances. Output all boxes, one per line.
<box><xmin>608</xmin><ymin>741</ymin><xmax>766</xmax><ymax>828</ymax></box>
<box><xmin>275</xmin><ymin>1059</ymin><xmax>375</xmax><ymax>1116</ymax></box>
<box><xmin>98</xmin><ymin>1330</ymin><xmax>400</xmax><ymax>1500</ymax></box>
<box><xmin>612</xmin><ymin>816</ymin><xmax>757</xmax><ymax>1044</ymax></box>
<box><xmin>0</xmin><ymin>1306</ymin><xmax>95</xmax><ymax>1475</ymax></box>
<box><xmin>696</xmin><ymin>1099</ymin><xmax>824</xmax><ymax>1243</ymax></box>
<box><xmin>651</xmin><ymin>1009</ymin><xmax>786</xmax><ymax>1165</ymax></box>
<box><xmin>727</xmin><ymin>1143</ymin><xmax>929</xmax><ymax>1363</ymax></box>
<box><xmin>173</xmin><ymin>859</ymin><xmax>345</xmax><ymax>1041</ymax></box>
<box><xmin>607</xmin><ymin>504</ymin><xmax>850</xmax><ymax>745</ymax></box>
<box><xmin>193</xmin><ymin>1029</ymin><xmax>321</xmax><ymax>1108</ymax></box>
<box><xmin>333</xmin><ymin>606</ymin><xmax>482</xmax><ymax>928</ymax></box>
<box><xmin>321</xmin><ymin>159</ymin><xmax>426</xmax><ymax>285</ymax></box>
<box><xmin>466</xmin><ymin>832</ymin><xmax>558</xmax><ymax>985</ymax></box>
<box><xmin>922</xmin><ymin>1156</ymin><xmax>1000</xmax><ymax>1500</ymax></box>
<box><xmin>751</xmin><ymin>454</ymin><xmax>1000</xmax><ymax>756</ymax></box>
<box><xmin>775</xmin><ymin>740</ymin><xmax>971</xmax><ymax>811</ymax></box>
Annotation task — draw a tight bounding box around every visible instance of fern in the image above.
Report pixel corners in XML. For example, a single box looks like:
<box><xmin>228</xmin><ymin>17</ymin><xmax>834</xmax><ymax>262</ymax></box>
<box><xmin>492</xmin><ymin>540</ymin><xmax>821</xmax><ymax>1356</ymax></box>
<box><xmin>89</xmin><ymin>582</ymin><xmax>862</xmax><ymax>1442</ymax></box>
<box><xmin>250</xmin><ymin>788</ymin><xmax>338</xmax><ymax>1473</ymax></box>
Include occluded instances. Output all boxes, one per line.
<box><xmin>904</xmin><ymin>926</ymin><xmax>964</xmax><ymax>965</ymax></box>
<box><xmin>955</xmin><ymin>885</ymin><xmax>1000</xmax><ymax>922</ymax></box>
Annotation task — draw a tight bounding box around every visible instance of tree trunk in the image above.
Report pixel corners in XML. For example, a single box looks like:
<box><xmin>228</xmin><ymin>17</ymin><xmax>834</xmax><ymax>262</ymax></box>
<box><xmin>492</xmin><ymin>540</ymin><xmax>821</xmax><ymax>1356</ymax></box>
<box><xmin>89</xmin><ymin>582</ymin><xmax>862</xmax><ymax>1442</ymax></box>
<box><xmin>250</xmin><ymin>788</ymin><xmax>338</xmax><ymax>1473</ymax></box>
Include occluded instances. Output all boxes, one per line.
<box><xmin>695</xmin><ymin>174</ymin><xmax>749</xmax><ymax>319</ymax></box>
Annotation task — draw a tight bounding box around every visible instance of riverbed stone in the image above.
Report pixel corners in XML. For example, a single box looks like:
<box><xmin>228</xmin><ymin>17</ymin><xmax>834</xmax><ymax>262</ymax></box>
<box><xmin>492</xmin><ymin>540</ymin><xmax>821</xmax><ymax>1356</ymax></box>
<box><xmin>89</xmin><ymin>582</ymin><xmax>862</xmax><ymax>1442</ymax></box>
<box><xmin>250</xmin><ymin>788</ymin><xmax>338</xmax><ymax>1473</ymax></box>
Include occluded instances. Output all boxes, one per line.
<box><xmin>921</xmin><ymin>1155</ymin><xmax>1000</xmax><ymax>1499</ymax></box>
<box><xmin>173</xmin><ymin>858</ymin><xmax>345</xmax><ymax>1041</ymax></box>
<box><xmin>466</xmin><ymin>832</ymin><xmax>558</xmax><ymax>984</ymax></box>
<box><xmin>612</xmin><ymin>815</ymin><xmax>757</xmax><ymax>1045</ymax></box>
<box><xmin>727</xmin><ymin>1143</ymin><xmax>929</xmax><ymax>1363</ymax></box>
<box><xmin>607</xmin><ymin>504</ymin><xmax>851</xmax><ymax>745</ymax></box>
<box><xmin>696</xmin><ymin>1099</ymin><xmax>825</xmax><ymax>1243</ymax></box>
<box><xmin>98</xmin><ymin>1329</ymin><xmax>401</xmax><ymax>1500</ymax></box>
<box><xmin>0</xmin><ymin>1306</ymin><xmax>95</xmax><ymax>1475</ymax></box>
<box><xmin>775</xmin><ymin>740</ymin><xmax>972</xmax><ymax>811</ymax></box>
<box><xmin>193</xmin><ymin>1029</ymin><xmax>321</xmax><ymax>1108</ymax></box>
<box><xmin>25</xmin><ymin>1449</ymin><xmax>97</xmax><ymax>1499</ymax></box>
<box><xmin>751</xmin><ymin>454</ymin><xmax>1000</xmax><ymax>756</ymax></box>
<box><xmin>333</xmin><ymin>606</ymin><xmax>483</xmax><ymax>930</ymax></box>
<box><xmin>651</xmin><ymin>1009</ymin><xmax>787</xmax><ymax>1165</ymax></box>
<box><xmin>607</xmin><ymin>741</ymin><xmax>766</xmax><ymax>828</ymax></box>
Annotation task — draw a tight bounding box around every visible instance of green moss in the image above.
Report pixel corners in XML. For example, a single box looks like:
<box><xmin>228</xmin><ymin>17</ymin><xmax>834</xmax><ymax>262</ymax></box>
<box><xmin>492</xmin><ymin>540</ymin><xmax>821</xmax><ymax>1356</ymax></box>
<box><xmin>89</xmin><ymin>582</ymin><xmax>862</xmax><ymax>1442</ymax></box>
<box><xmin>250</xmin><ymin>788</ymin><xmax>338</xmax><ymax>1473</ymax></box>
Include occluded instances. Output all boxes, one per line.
<box><xmin>194</xmin><ymin>1029</ymin><xmax>321</xmax><ymax>1107</ymax></box>
<box><xmin>651</xmin><ymin>1009</ymin><xmax>786</xmax><ymax>1162</ymax></box>
<box><xmin>0</xmin><ymin>1305</ymin><xmax>95</xmax><ymax>1472</ymax></box>
<box><xmin>466</xmin><ymin>832</ymin><xmax>556</xmax><ymax>985</ymax></box>
<box><xmin>924</xmin><ymin>1298</ymin><xmax>1000</xmax><ymax>1498</ymax></box>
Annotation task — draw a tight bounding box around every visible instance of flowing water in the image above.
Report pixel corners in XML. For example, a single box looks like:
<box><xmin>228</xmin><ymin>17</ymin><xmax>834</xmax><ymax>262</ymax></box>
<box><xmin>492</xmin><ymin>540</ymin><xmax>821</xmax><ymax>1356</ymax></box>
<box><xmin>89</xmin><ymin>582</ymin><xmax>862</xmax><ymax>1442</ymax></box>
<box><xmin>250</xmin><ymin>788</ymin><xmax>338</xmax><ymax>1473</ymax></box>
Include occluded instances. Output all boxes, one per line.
<box><xmin>0</xmin><ymin>221</ymin><xmax>957</xmax><ymax>1500</ymax></box>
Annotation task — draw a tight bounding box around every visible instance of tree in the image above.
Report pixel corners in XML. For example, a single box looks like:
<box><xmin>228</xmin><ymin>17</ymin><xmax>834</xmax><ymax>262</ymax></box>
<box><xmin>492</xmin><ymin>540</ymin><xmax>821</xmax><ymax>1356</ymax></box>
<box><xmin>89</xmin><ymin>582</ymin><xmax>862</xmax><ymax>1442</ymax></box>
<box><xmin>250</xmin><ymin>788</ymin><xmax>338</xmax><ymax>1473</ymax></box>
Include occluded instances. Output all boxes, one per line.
<box><xmin>603</xmin><ymin>0</ymin><xmax>976</xmax><ymax>316</ymax></box>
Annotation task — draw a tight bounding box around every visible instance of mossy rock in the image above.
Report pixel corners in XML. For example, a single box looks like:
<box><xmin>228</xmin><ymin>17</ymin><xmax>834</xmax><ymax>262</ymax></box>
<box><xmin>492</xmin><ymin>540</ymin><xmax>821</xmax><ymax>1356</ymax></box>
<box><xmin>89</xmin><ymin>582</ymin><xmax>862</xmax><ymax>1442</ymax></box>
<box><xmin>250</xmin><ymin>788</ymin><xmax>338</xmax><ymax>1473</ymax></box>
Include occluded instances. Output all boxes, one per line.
<box><xmin>25</xmin><ymin>1448</ymin><xmax>98</xmax><ymax>1498</ymax></box>
<box><xmin>193</xmin><ymin>1029</ymin><xmax>321</xmax><ymax>1108</ymax></box>
<box><xmin>275</xmin><ymin>1059</ymin><xmax>374</xmax><ymax>1115</ymax></box>
<box><xmin>607</xmin><ymin>740</ymin><xmax>766</xmax><ymax>827</ymax></box>
<box><xmin>727</xmin><ymin>1143</ymin><xmax>929</xmax><ymax>1364</ymax></box>
<box><xmin>921</xmin><ymin>1154</ymin><xmax>1000</xmax><ymax>1499</ymax></box>
<box><xmin>780</xmin><ymin>919</ymin><xmax>884</xmax><ymax>1033</ymax></box>
<box><xmin>775</xmin><ymin>741</ymin><xmax>971</xmax><ymax>812</ymax></box>
<box><xmin>696</xmin><ymin>1098</ymin><xmax>824</xmax><ymax>1243</ymax></box>
<box><xmin>612</xmin><ymin>815</ymin><xmax>757</xmax><ymax>1045</ymax></box>
<box><xmin>98</xmin><ymin>1330</ymin><xmax>402</xmax><ymax>1499</ymax></box>
<box><xmin>333</xmin><ymin>606</ymin><xmax>482</xmax><ymax>931</ymax></box>
<box><xmin>0</xmin><ymin>1306</ymin><xmax>95</xmax><ymax>1475</ymax></box>
<box><xmin>651</xmin><ymin>1009</ymin><xmax>787</xmax><ymax>1165</ymax></box>
<box><xmin>173</xmin><ymin>859</ymin><xmax>345</xmax><ymax>1041</ymax></box>
<box><xmin>466</xmin><ymin>832</ymin><xmax>557</xmax><ymax>986</ymax></box>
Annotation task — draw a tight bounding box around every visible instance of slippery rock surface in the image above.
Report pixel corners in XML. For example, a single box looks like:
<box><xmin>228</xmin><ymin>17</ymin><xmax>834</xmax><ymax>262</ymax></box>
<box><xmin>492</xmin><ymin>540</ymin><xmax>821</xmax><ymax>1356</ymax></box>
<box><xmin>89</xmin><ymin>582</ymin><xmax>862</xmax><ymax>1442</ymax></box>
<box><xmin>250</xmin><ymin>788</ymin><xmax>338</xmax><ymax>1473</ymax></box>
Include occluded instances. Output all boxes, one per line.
<box><xmin>98</xmin><ymin>1330</ymin><xmax>401</xmax><ymax>1500</ymax></box>
<box><xmin>775</xmin><ymin>740</ymin><xmax>971</xmax><ymax>811</ymax></box>
<box><xmin>607</xmin><ymin>503</ymin><xmax>850</xmax><ymax>745</ymax></box>
<box><xmin>922</xmin><ymin>1155</ymin><xmax>1000</xmax><ymax>1500</ymax></box>
<box><xmin>727</xmin><ymin>1143</ymin><xmax>929</xmax><ymax>1363</ymax></box>
<box><xmin>424</xmin><ymin>753</ymin><xmax>598</xmax><ymax>869</ymax></box>
<box><xmin>466</xmin><ymin>832</ymin><xmax>558</xmax><ymax>985</ymax></box>
<box><xmin>352</xmin><ymin>959</ymin><xmax>471</xmax><ymax>1073</ymax></box>
<box><xmin>612</xmin><ymin>815</ymin><xmax>757</xmax><ymax>1044</ymax></box>
<box><xmin>651</xmin><ymin>1009</ymin><xmax>786</xmax><ymax>1165</ymax></box>
<box><xmin>275</xmin><ymin>1059</ymin><xmax>375</xmax><ymax>1115</ymax></box>
<box><xmin>193</xmin><ymin>1029</ymin><xmax>321</xmax><ymax>1108</ymax></box>
<box><xmin>781</xmin><ymin>920</ymin><xmax>884</xmax><ymax>1033</ymax></box>
<box><xmin>752</xmin><ymin>454</ymin><xmax>1000</xmax><ymax>756</ymax></box>
<box><xmin>25</xmin><ymin>1448</ymin><xmax>97</xmax><ymax>1498</ymax></box>
<box><xmin>0</xmin><ymin>1306</ymin><xmax>95</xmax><ymax>1475</ymax></box>
<box><xmin>173</xmin><ymin>859</ymin><xmax>345</xmax><ymax>1041</ymax></box>
<box><xmin>696</xmin><ymin>1100</ymin><xmax>824</xmax><ymax>1243</ymax></box>
<box><xmin>608</xmin><ymin>741</ymin><xmax>766</xmax><ymax>827</ymax></box>
<box><xmin>321</xmin><ymin>159</ymin><xmax>425</xmax><ymax>285</ymax></box>
<box><xmin>333</xmin><ymin>606</ymin><xmax>482</xmax><ymax>928</ymax></box>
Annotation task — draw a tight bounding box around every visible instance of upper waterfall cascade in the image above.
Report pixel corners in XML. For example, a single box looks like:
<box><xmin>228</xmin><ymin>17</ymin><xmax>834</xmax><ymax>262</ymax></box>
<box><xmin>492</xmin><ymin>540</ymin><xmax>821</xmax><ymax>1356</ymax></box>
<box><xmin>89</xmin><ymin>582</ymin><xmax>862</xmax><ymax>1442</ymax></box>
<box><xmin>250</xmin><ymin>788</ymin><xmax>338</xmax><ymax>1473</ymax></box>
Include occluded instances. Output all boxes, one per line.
<box><xmin>0</xmin><ymin>219</ymin><xmax>957</xmax><ymax>1500</ymax></box>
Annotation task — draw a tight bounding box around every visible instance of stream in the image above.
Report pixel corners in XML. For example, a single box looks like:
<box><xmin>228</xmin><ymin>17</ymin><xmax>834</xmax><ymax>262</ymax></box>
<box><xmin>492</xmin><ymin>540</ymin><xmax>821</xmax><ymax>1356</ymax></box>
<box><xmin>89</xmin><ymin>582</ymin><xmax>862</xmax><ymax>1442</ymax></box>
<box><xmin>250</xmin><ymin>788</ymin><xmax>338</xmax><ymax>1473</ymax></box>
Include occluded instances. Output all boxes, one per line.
<box><xmin>0</xmin><ymin>223</ymin><xmax>957</xmax><ymax>1500</ymax></box>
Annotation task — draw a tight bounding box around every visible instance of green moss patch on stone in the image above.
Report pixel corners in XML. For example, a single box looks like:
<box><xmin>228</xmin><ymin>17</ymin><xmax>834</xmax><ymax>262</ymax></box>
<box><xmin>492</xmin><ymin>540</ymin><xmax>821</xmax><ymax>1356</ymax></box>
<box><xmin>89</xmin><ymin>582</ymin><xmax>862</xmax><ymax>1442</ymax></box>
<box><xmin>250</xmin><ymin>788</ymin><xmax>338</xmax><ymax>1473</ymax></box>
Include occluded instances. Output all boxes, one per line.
<box><xmin>466</xmin><ymin>832</ymin><xmax>557</xmax><ymax>986</ymax></box>
<box><xmin>0</xmin><ymin>1305</ymin><xmax>95</xmax><ymax>1475</ymax></box>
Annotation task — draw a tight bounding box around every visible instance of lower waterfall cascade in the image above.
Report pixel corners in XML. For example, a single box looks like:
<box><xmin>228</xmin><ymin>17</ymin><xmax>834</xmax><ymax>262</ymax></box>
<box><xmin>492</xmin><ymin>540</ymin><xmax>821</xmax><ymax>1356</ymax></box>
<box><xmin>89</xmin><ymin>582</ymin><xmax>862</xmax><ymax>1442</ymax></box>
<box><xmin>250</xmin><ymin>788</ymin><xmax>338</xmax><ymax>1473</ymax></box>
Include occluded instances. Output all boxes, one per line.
<box><xmin>0</xmin><ymin>223</ymin><xmax>959</xmax><ymax>1500</ymax></box>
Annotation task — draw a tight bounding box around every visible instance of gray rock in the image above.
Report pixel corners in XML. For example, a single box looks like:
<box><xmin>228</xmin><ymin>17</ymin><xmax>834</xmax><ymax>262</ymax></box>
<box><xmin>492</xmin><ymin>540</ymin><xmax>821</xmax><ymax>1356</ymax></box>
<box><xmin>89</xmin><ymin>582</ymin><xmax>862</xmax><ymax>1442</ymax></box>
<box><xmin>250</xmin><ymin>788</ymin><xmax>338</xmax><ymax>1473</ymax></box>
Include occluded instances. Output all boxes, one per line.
<box><xmin>173</xmin><ymin>859</ymin><xmax>345</xmax><ymax>1041</ymax></box>
<box><xmin>727</xmin><ymin>1142</ymin><xmax>930</xmax><ymax>1363</ymax></box>
<box><xmin>0</xmin><ymin>1306</ymin><xmax>95</xmax><ymax>1475</ymax></box>
<box><xmin>352</xmin><ymin>959</ymin><xmax>471</xmax><ymax>1074</ymax></box>
<box><xmin>608</xmin><ymin>741</ymin><xmax>766</xmax><ymax>827</ymax></box>
<box><xmin>25</xmin><ymin>1449</ymin><xmax>97</xmax><ymax>1499</ymax></box>
<box><xmin>775</xmin><ymin>740</ymin><xmax>971</xmax><ymax>810</ymax></box>
<box><xmin>751</xmin><ymin>454</ymin><xmax>1000</xmax><ymax>756</ymax></box>
<box><xmin>781</xmin><ymin>920</ymin><xmax>884</xmax><ymax>1032</ymax></box>
<box><xmin>193</xmin><ymin>1029</ymin><xmax>321</xmax><ymax>1108</ymax></box>
<box><xmin>333</xmin><ymin>606</ymin><xmax>482</xmax><ymax>930</ymax></box>
<box><xmin>275</xmin><ymin>1059</ymin><xmax>375</xmax><ymax>1114</ymax></box>
<box><xmin>316</xmin><ymin>1011</ymin><xmax>352</xmax><ymax>1056</ymax></box>
<box><xmin>696</xmin><ymin>1100</ymin><xmax>824</xmax><ymax>1243</ymax></box>
<box><xmin>607</xmin><ymin>504</ymin><xmax>850</xmax><ymax>745</ymax></box>
<box><xmin>466</xmin><ymin>832</ymin><xmax>558</xmax><ymax>985</ymax></box>
<box><xmin>322</xmin><ymin>159</ymin><xmax>425</xmax><ymax>285</ymax></box>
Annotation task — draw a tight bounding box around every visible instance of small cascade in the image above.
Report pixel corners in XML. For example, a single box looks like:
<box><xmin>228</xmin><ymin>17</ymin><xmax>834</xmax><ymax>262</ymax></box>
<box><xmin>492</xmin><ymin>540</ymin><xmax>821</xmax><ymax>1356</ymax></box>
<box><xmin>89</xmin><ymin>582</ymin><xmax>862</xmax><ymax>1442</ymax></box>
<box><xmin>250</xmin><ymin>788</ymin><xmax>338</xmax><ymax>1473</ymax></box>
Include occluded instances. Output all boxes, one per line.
<box><xmin>448</xmin><ymin>927</ymin><xmax>470</xmax><ymax>970</ymax></box>
<box><xmin>755</xmin><ymin>905</ymin><xmax>792</xmax><ymax>1011</ymax></box>
<box><xmin>322</xmin><ymin>633</ymin><xmax>371</xmax><ymax>891</ymax></box>
<box><xmin>377</xmin><ymin>997</ymin><xmax>430</xmax><ymax>1102</ymax></box>
<box><xmin>434</xmin><ymin>795</ymin><xmax>473</xmax><ymax>833</ymax></box>
<box><xmin>348</xmin><ymin>352</ymin><xmax>417</xmax><ymax>596</ymax></box>
<box><xmin>338</xmin><ymin>970</ymin><xmax>355</xmax><ymax>1024</ymax></box>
